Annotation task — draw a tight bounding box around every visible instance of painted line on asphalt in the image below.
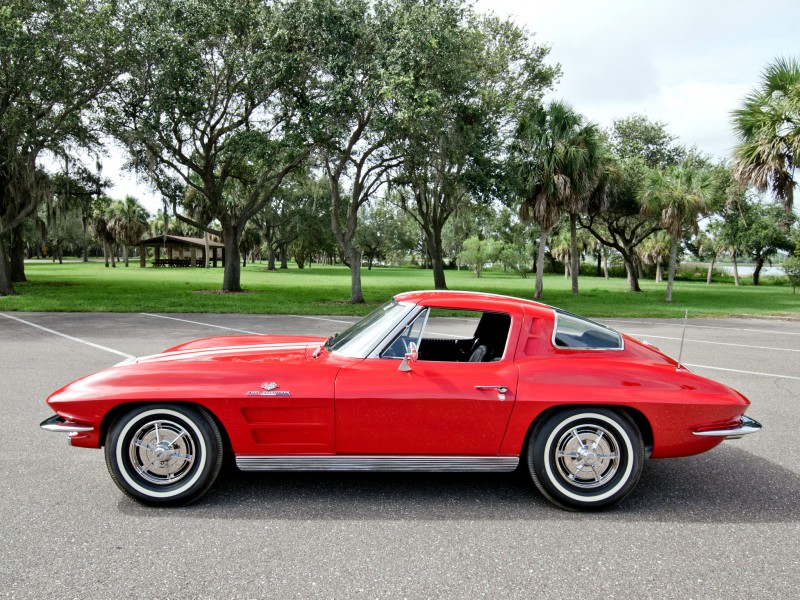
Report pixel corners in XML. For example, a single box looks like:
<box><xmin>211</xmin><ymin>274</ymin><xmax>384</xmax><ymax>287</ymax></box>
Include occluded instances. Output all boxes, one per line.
<box><xmin>603</xmin><ymin>318</ymin><xmax>800</xmax><ymax>337</ymax></box>
<box><xmin>684</xmin><ymin>363</ymin><xmax>800</xmax><ymax>381</ymax></box>
<box><xmin>140</xmin><ymin>313</ymin><xmax>261</xmax><ymax>334</ymax></box>
<box><xmin>295</xmin><ymin>315</ymin><xmax>358</xmax><ymax>325</ymax></box>
<box><xmin>624</xmin><ymin>333</ymin><xmax>800</xmax><ymax>353</ymax></box>
<box><xmin>0</xmin><ymin>313</ymin><xmax>134</xmax><ymax>359</ymax></box>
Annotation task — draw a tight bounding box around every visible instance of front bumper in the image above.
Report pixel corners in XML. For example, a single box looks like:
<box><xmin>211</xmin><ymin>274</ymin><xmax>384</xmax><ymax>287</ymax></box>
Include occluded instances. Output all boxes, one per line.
<box><xmin>40</xmin><ymin>414</ymin><xmax>94</xmax><ymax>434</ymax></box>
<box><xmin>692</xmin><ymin>415</ymin><xmax>762</xmax><ymax>440</ymax></box>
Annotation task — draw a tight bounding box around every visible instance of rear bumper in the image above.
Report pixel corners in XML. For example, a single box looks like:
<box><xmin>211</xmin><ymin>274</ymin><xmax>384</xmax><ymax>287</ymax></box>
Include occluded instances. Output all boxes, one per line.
<box><xmin>40</xmin><ymin>414</ymin><xmax>94</xmax><ymax>434</ymax></box>
<box><xmin>692</xmin><ymin>415</ymin><xmax>762</xmax><ymax>440</ymax></box>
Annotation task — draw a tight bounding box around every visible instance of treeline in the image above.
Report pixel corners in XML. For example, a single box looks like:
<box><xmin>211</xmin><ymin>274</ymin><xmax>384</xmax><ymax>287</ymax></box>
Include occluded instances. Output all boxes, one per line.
<box><xmin>1</xmin><ymin>0</ymin><xmax>797</xmax><ymax>302</ymax></box>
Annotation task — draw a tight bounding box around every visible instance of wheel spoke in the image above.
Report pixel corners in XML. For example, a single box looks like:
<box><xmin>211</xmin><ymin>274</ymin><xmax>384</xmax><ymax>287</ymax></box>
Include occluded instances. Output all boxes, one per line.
<box><xmin>169</xmin><ymin>428</ymin><xmax>188</xmax><ymax>448</ymax></box>
<box><xmin>568</xmin><ymin>461</ymin><xmax>585</xmax><ymax>479</ymax></box>
<box><xmin>570</xmin><ymin>428</ymin><xmax>588</xmax><ymax>449</ymax></box>
<box><xmin>592</xmin><ymin>431</ymin><xmax>605</xmax><ymax>449</ymax></box>
<box><xmin>557</xmin><ymin>451</ymin><xmax>580</xmax><ymax>458</ymax></box>
<box><xmin>595</xmin><ymin>452</ymin><xmax>617</xmax><ymax>460</ymax></box>
<box><xmin>154</xmin><ymin>422</ymin><xmax>161</xmax><ymax>444</ymax></box>
<box><xmin>133</xmin><ymin>440</ymin><xmax>154</xmax><ymax>451</ymax></box>
<box><xmin>591</xmin><ymin>465</ymin><xmax>601</xmax><ymax>482</ymax></box>
<box><xmin>168</xmin><ymin>452</ymin><xmax>193</xmax><ymax>462</ymax></box>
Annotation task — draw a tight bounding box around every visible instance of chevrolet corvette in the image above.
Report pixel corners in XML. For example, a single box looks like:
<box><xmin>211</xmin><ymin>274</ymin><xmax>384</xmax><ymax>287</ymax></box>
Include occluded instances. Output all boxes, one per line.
<box><xmin>41</xmin><ymin>290</ymin><xmax>760</xmax><ymax>510</ymax></box>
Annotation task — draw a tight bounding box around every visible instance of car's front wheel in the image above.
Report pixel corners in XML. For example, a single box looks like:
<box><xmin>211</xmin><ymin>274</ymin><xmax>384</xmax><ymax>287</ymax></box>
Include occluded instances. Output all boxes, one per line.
<box><xmin>528</xmin><ymin>408</ymin><xmax>644</xmax><ymax>511</ymax></box>
<box><xmin>105</xmin><ymin>404</ymin><xmax>223</xmax><ymax>506</ymax></box>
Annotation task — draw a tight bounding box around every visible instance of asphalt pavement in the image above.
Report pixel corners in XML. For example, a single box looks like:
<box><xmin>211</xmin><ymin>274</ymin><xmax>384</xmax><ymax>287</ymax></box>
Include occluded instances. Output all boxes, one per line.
<box><xmin>1</xmin><ymin>310</ymin><xmax>798</xmax><ymax>599</ymax></box>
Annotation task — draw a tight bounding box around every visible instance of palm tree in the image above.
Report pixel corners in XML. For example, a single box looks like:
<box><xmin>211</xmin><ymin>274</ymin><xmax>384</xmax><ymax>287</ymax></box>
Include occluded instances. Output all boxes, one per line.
<box><xmin>108</xmin><ymin>196</ymin><xmax>149</xmax><ymax>267</ymax></box>
<box><xmin>511</xmin><ymin>101</ymin><xmax>601</xmax><ymax>300</ymax></box>
<box><xmin>732</xmin><ymin>56</ymin><xmax>800</xmax><ymax>213</ymax></box>
<box><xmin>640</xmin><ymin>231</ymin><xmax>671</xmax><ymax>283</ymax></box>
<box><xmin>642</xmin><ymin>161</ymin><xmax>719</xmax><ymax>302</ymax></box>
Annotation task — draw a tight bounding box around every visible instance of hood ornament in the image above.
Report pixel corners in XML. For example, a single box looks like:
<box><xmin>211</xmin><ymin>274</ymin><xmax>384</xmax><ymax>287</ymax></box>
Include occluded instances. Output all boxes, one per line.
<box><xmin>261</xmin><ymin>382</ymin><xmax>279</xmax><ymax>391</ymax></box>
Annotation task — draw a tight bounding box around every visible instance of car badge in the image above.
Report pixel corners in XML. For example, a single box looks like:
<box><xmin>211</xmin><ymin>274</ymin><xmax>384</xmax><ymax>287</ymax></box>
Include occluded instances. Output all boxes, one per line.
<box><xmin>246</xmin><ymin>382</ymin><xmax>291</xmax><ymax>397</ymax></box>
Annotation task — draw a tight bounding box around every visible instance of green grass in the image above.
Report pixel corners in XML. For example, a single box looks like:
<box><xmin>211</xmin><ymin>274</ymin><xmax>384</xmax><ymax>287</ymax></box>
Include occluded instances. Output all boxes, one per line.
<box><xmin>1</xmin><ymin>260</ymin><xmax>798</xmax><ymax>318</ymax></box>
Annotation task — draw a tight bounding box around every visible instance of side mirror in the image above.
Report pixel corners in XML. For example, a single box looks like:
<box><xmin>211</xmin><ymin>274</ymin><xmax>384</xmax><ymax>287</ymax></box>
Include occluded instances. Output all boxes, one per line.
<box><xmin>398</xmin><ymin>342</ymin><xmax>418</xmax><ymax>372</ymax></box>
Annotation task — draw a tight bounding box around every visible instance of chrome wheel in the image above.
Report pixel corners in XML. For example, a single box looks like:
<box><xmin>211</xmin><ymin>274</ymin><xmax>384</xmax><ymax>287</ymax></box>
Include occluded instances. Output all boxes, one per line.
<box><xmin>528</xmin><ymin>408</ymin><xmax>644</xmax><ymax>511</ymax></box>
<box><xmin>105</xmin><ymin>405</ymin><xmax>223</xmax><ymax>506</ymax></box>
<box><xmin>128</xmin><ymin>419</ymin><xmax>196</xmax><ymax>486</ymax></box>
<box><xmin>553</xmin><ymin>424</ymin><xmax>620</xmax><ymax>489</ymax></box>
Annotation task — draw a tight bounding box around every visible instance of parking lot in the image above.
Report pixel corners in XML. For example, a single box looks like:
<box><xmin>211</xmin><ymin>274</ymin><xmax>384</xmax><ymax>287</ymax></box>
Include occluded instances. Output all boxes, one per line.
<box><xmin>1</xmin><ymin>310</ymin><xmax>798</xmax><ymax>598</ymax></box>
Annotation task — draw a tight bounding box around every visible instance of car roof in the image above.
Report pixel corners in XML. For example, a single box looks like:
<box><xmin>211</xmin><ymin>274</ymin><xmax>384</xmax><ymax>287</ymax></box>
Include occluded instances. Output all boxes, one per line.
<box><xmin>393</xmin><ymin>290</ymin><xmax>555</xmax><ymax>318</ymax></box>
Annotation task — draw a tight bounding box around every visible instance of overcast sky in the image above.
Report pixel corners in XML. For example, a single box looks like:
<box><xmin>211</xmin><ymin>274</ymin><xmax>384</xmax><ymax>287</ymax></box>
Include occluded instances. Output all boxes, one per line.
<box><xmin>476</xmin><ymin>0</ymin><xmax>798</xmax><ymax>158</ymax></box>
<box><xmin>110</xmin><ymin>0</ymin><xmax>799</xmax><ymax>213</ymax></box>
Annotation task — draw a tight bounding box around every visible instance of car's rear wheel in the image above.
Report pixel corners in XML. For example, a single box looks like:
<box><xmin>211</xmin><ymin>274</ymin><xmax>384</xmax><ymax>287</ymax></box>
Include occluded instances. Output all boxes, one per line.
<box><xmin>528</xmin><ymin>408</ymin><xmax>643</xmax><ymax>511</ymax></box>
<box><xmin>105</xmin><ymin>404</ymin><xmax>223</xmax><ymax>506</ymax></box>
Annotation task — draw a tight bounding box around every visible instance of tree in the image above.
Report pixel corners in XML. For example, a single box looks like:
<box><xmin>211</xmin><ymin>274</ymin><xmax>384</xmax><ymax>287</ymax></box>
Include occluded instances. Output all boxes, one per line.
<box><xmin>784</xmin><ymin>252</ymin><xmax>800</xmax><ymax>294</ymax></box>
<box><xmin>740</xmin><ymin>201</ymin><xmax>795</xmax><ymax>285</ymax></box>
<box><xmin>107</xmin><ymin>196</ymin><xmax>149</xmax><ymax>267</ymax></box>
<box><xmin>298</xmin><ymin>0</ymin><xmax>403</xmax><ymax>302</ymax></box>
<box><xmin>732</xmin><ymin>56</ymin><xmax>800</xmax><ymax>214</ymax></box>
<box><xmin>394</xmin><ymin>1</ymin><xmax>558</xmax><ymax>291</ymax></box>
<box><xmin>640</xmin><ymin>231</ymin><xmax>671</xmax><ymax>284</ymax></box>
<box><xmin>510</xmin><ymin>101</ymin><xmax>597</xmax><ymax>301</ymax></box>
<box><xmin>0</xmin><ymin>0</ymin><xmax>123</xmax><ymax>295</ymax></box>
<box><xmin>642</xmin><ymin>160</ymin><xmax>720</xmax><ymax>302</ymax></box>
<box><xmin>458</xmin><ymin>236</ymin><xmax>498</xmax><ymax>277</ymax></box>
<box><xmin>582</xmin><ymin>116</ymin><xmax>686</xmax><ymax>292</ymax></box>
<box><xmin>695</xmin><ymin>225</ymin><xmax>723</xmax><ymax>284</ymax></box>
<box><xmin>107</xmin><ymin>0</ymin><xmax>313</xmax><ymax>292</ymax></box>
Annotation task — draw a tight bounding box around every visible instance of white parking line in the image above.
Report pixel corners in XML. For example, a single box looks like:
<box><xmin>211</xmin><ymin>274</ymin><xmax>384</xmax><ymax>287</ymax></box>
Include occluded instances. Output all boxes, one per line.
<box><xmin>624</xmin><ymin>333</ymin><xmax>800</xmax><ymax>353</ymax></box>
<box><xmin>140</xmin><ymin>313</ymin><xmax>261</xmax><ymax>334</ymax></box>
<box><xmin>0</xmin><ymin>313</ymin><xmax>134</xmax><ymax>359</ymax></box>
<box><xmin>684</xmin><ymin>363</ymin><xmax>800</xmax><ymax>381</ymax></box>
<box><xmin>295</xmin><ymin>315</ymin><xmax>357</xmax><ymax>325</ymax></box>
<box><xmin>603</xmin><ymin>318</ymin><xmax>800</xmax><ymax>337</ymax></box>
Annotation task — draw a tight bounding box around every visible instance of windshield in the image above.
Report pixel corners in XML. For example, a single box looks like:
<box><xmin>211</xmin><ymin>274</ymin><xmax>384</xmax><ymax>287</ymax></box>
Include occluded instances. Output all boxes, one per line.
<box><xmin>327</xmin><ymin>300</ymin><xmax>416</xmax><ymax>358</ymax></box>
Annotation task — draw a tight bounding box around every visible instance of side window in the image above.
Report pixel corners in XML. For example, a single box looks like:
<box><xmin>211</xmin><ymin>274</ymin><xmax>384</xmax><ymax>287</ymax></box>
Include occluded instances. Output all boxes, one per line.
<box><xmin>388</xmin><ymin>308</ymin><xmax>511</xmax><ymax>363</ymax></box>
<box><xmin>553</xmin><ymin>311</ymin><xmax>622</xmax><ymax>350</ymax></box>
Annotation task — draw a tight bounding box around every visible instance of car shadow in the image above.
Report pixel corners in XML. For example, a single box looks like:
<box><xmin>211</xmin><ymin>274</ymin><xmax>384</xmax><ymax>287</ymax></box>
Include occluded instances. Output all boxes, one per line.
<box><xmin>117</xmin><ymin>446</ymin><xmax>800</xmax><ymax>523</ymax></box>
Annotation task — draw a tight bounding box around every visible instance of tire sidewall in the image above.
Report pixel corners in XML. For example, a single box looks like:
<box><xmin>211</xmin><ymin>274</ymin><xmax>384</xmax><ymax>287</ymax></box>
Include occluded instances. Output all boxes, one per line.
<box><xmin>530</xmin><ymin>409</ymin><xmax>642</xmax><ymax>509</ymax></box>
<box><xmin>106</xmin><ymin>405</ymin><xmax>219</xmax><ymax>505</ymax></box>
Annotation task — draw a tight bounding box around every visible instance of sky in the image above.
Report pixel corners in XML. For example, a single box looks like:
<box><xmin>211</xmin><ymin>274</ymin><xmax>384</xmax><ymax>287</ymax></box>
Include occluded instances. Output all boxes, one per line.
<box><xmin>475</xmin><ymin>0</ymin><xmax>798</xmax><ymax>158</ymax></box>
<box><xmin>107</xmin><ymin>0</ymin><xmax>800</xmax><ymax>214</ymax></box>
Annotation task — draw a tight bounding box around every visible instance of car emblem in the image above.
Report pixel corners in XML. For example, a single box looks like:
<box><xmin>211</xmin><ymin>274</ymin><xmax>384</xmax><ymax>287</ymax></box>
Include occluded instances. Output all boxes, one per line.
<box><xmin>246</xmin><ymin>382</ymin><xmax>291</xmax><ymax>397</ymax></box>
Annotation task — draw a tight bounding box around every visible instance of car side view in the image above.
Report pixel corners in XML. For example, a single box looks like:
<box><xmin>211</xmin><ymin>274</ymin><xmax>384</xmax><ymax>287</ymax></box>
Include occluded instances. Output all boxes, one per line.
<box><xmin>41</xmin><ymin>290</ymin><xmax>761</xmax><ymax>510</ymax></box>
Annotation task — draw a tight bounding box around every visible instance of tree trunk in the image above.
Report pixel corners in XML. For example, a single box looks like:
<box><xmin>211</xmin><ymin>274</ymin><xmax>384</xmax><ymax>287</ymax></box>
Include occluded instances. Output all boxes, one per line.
<box><xmin>267</xmin><ymin>247</ymin><xmax>276</xmax><ymax>271</ymax></box>
<box><xmin>569</xmin><ymin>213</ymin><xmax>579</xmax><ymax>295</ymax></box>
<box><xmin>732</xmin><ymin>252</ymin><xmax>740</xmax><ymax>286</ymax></box>
<box><xmin>753</xmin><ymin>256</ymin><xmax>764</xmax><ymax>286</ymax></box>
<box><xmin>706</xmin><ymin>256</ymin><xmax>716</xmax><ymax>284</ymax></box>
<box><xmin>82</xmin><ymin>217</ymin><xmax>89</xmax><ymax>262</ymax></box>
<box><xmin>9</xmin><ymin>227</ymin><xmax>26</xmax><ymax>283</ymax></box>
<box><xmin>123</xmin><ymin>245</ymin><xmax>129</xmax><ymax>267</ymax></box>
<box><xmin>622</xmin><ymin>252</ymin><xmax>642</xmax><ymax>292</ymax></box>
<box><xmin>665</xmin><ymin>237</ymin><xmax>678</xmax><ymax>303</ymax></box>
<box><xmin>222</xmin><ymin>225</ymin><xmax>242</xmax><ymax>292</ymax></box>
<box><xmin>203</xmin><ymin>233</ymin><xmax>210</xmax><ymax>268</ymax></box>
<box><xmin>428</xmin><ymin>239</ymin><xmax>447</xmax><ymax>290</ymax></box>
<box><xmin>534</xmin><ymin>227</ymin><xmax>549</xmax><ymax>301</ymax></box>
<box><xmin>596</xmin><ymin>251</ymin><xmax>601</xmax><ymax>277</ymax></box>
<box><xmin>655</xmin><ymin>263</ymin><xmax>663</xmax><ymax>283</ymax></box>
<box><xmin>564</xmin><ymin>262</ymin><xmax>569</xmax><ymax>278</ymax></box>
<box><xmin>0</xmin><ymin>240</ymin><xmax>18</xmax><ymax>296</ymax></box>
<box><xmin>348</xmin><ymin>247</ymin><xmax>364</xmax><ymax>304</ymax></box>
<box><xmin>603</xmin><ymin>250</ymin><xmax>609</xmax><ymax>280</ymax></box>
<box><xmin>103</xmin><ymin>241</ymin><xmax>110</xmax><ymax>267</ymax></box>
<box><xmin>280</xmin><ymin>244</ymin><xmax>288</xmax><ymax>269</ymax></box>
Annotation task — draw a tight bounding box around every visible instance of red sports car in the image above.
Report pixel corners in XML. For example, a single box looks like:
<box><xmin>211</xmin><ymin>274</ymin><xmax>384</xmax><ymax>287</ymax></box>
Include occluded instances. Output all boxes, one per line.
<box><xmin>41</xmin><ymin>290</ymin><xmax>760</xmax><ymax>510</ymax></box>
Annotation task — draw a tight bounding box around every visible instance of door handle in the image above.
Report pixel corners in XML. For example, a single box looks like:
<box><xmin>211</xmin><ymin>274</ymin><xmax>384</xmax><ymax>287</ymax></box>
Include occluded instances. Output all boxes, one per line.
<box><xmin>475</xmin><ymin>385</ymin><xmax>509</xmax><ymax>400</ymax></box>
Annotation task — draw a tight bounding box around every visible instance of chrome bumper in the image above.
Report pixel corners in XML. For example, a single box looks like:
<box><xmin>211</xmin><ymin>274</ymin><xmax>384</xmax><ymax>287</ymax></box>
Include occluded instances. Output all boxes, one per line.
<box><xmin>693</xmin><ymin>415</ymin><xmax>762</xmax><ymax>439</ymax></box>
<box><xmin>40</xmin><ymin>414</ymin><xmax>94</xmax><ymax>434</ymax></box>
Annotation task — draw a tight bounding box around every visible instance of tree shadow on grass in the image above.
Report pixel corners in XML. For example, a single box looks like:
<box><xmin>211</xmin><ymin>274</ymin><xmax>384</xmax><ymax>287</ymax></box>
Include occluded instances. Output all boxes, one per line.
<box><xmin>117</xmin><ymin>446</ymin><xmax>800</xmax><ymax>524</ymax></box>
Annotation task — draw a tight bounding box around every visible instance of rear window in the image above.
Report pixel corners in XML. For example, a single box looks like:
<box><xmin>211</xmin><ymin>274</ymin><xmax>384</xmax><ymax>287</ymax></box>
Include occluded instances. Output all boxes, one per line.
<box><xmin>552</xmin><ymin>310</ymin><xmax>622</xmax><ymax>350</ymax></box>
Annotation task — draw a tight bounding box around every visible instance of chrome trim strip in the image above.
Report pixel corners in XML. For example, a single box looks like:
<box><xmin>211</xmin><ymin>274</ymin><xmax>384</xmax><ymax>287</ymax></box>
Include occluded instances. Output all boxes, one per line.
<box><xmin>235</xmin><ymin>455</ymin><xmax>519</xmax><ymax>472</ymax></box>
<box><xmin>40</xmin><ymin>414</ymin><xmax>94</xmax><ymax>434</ymax></box>
<box><xmin>693</xmin><ymin>415</ymin><xmax>762</xmax><ymax>439</ymax></box>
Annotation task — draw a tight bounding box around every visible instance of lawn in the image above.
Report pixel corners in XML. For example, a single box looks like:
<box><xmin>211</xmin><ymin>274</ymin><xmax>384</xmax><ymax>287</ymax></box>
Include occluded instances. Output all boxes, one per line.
<box><xmin>1</xmin><ymin>260</ymin><xmax>798</xmax><ymax>318</ymax></box>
